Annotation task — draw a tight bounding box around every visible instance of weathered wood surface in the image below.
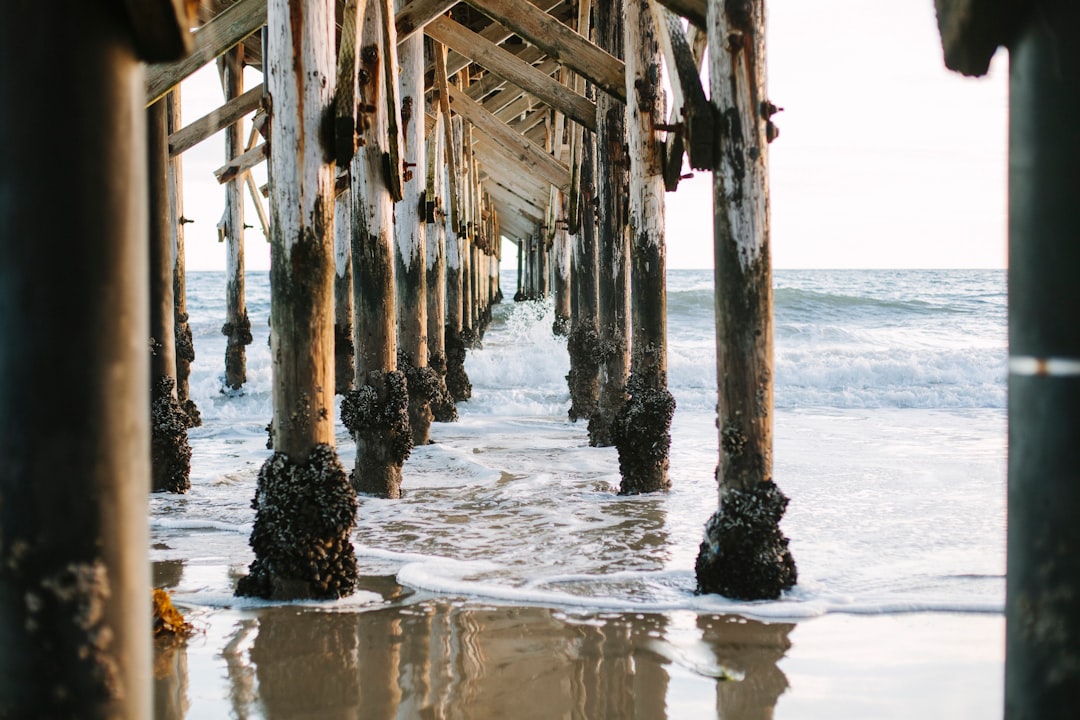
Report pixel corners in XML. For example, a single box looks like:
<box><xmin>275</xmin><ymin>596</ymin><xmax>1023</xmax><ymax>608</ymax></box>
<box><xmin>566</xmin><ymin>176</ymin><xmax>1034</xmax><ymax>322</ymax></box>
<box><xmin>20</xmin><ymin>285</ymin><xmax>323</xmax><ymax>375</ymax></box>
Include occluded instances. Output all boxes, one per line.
<box><xmin>214</xmin><ymin>142</ymin><xmax>268</xmax><ymax>184</ymax></box>
<box><xmin>168</xmin><ymin>84</ymin><xmax>263</xmax><ymax>156</ymax></box>
<box><xmin>433</xmin><ymin>41</ymin><xmax>462</xmax><ymax>231</ymax></box>
<box><xmin>168</xmin><ymin>89</ymin><xmax>198</xmax><ymax>420</ymax></box>
<box><xmin>652</xmin><ymin>0</ymin><xmax>706</xmax><ymax>31</ymax></box>
<box><xmin>695</xmin><ymin>0</ymin><xmax>795</xmax><ymax>601</ymax></box>
<box><xmin>264</xmin><ymin>0</ymin><xmax>338</xmax><ymax>458</ymax></box>
<box><xmin>334</xmin><ymin>191</ymin><xmax>354</xmax><ymax>395</ymax></box>
<box><xmin>653</xmin><ymin>5</ymin><xmax>711</xmax><ymax>183</ymax></box>
<box><xmin>395</xmin><ymin>0</ymin><xmax>457</xmax><ymax>41</ymax></box>
<box><xmin>0</xmin><ymin>2</ymin><xmax>152</xmax><ymax>712</ymax></box>
<box><xmin>465</xmin><ymin>0</ymin><xmax>627</xmax><ymax>102</ymax></box>
<box><xmin>590</xmin><ymin>0</ymin><xmax>630</xmax><ymax>448</ymax></box>
<box><xmin>615</xmin><ymin>0</ymin><xmax>673</xmax><ymax>494</ymax></box>
<box><xmin>221</xmin><ymin>45</ymin><xmax>251</xmax><ymax>392</ymax></box>
<box><xmin>146</xmin><ymin>0</ymin><xmax>267</xmax><ymax>105</ymax></box>
<box><xmin>427</xmin><ymin>16</ymin><xmax>598</xmax><ymax>132</ymax></box>
<box><xmin>448</xmin><ymin>85</ymin><xmax>573</xmax><ymax>192</ymax></box>
<box><xmin>436</xmin><ymin>0</ymin><xmax>563</xmax><ymax>83</ymax></box>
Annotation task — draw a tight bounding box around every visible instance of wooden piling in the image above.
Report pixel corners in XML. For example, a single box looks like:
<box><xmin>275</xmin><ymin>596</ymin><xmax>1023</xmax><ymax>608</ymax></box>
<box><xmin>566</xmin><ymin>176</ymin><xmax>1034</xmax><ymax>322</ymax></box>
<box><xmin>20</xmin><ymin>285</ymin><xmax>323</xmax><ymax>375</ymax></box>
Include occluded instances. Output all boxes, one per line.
<box><xmin>396</xmin><ymin>24</ymin><xmax>436</xmax><ymax>445</ymax></box>
<box><xmin>220</xmin><ymin>45</ymin><xmax>253</xmax><ymax>391</ymax></box>
<box><xmin>334</xmin><ymin>191</ymin><xmax>355</xmax><ymax>395</ymax></box>
<box><xmin>343</xmin><ymin>0</ymin><xmax>414</xmax><ymax>498</ymax></box>
<box><xmin>567</xmin><ymin>129</ymin><xmax>601</xmax><ymax>422</ymax></box>
<box><xmin>443</xmin><ymin>118</ymin><xmax>472</xmax><ymax>401</ymax></box>
<box><xmin>427</xmin><ymin>108</ymin><xmax>458</xmax><ymax>422</ymax></box>
<box><xmin>589</xmin><ymin>0</ymin><xmax>631</xmax><ymax>448</ymax></box>
<box><xmin>1005</xmin><ymin>3</ymin><xmax>1080</xmax><ymax>715</ymax></box>
<box><xmin>0</xmin><ymin>2</ymin><xmax>164</xmax><ymax>712</ymax></box>
<box><xmin>694</xmin><ymin>0</ymin><xmax>796</xmax><ymax>600</ymax></box>
<box><xmin>237</xmin><ymin>0</ymin><xmax>359</xmax><ymax>600</ymax></box>
<box><xmin>149</xmin><ymin>99</ymin><xmax>193</xmax><ymax>495</ymax></box>
<box><xmin>168</xmin><ymin>89</ymin><xmax>201</xmax><ymax>427</ymax></box>
<box><xmin>552</xmin><ymin>192</ymin><xmax>572</xmax><ymax>336</ymax></box>
<box><xmin>612</xmin><ymin>0</ymin><xmax>675</xmax><ymax>494</ymax></box>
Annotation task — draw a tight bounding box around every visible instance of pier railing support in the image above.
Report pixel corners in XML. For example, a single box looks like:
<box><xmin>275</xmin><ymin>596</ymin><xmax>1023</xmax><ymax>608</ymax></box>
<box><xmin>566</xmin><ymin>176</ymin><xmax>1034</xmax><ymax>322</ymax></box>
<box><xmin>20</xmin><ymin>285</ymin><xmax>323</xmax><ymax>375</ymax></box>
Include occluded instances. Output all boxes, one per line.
<box><xmin>0</xmin><ymin>0</ymin><xmax>193</xmax><ymax>712</ymax></box>
<box><xmin>694</xmin><ymin>0</ymin><xmax>796</xmax><ymax>600</ymax></box>
<box><xmin>344</xmin><ymin>0</ymin><xmax>414</xmax><ymax>498</ymax></box>
<box><xmin>237</xmin><ymin>0</ymin><xmax>359</xmax><ymax>600</ymax></box>
<box><xmin>149</xmin><ymin>98</ymin><xmax>193</xmax><ymax>494</ymax></box>
<box><xmin>614</xmin><ymin>0</ymin><xmax>675</xmax><ymax>494</ymax></box>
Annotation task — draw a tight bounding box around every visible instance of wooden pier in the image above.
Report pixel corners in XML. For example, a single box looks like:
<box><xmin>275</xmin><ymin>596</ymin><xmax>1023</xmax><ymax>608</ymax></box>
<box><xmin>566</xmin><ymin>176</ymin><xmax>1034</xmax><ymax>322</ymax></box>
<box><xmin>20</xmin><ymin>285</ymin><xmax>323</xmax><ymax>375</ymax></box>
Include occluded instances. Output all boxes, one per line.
<box><xmin>12</xmin><ymin>0</ymin><xmax>1078</xmax><ymax>715</ymax></box>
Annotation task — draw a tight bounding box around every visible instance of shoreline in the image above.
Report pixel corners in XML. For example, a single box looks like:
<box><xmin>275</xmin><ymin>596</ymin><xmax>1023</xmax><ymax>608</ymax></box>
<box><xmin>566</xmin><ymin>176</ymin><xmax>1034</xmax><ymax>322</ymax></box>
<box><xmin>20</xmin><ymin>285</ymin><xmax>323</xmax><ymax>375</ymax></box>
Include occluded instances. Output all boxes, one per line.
<box><xmin>155</xmin><ymin>564</ymin><xmax>1003</xmax><ymax>719</ymax></box>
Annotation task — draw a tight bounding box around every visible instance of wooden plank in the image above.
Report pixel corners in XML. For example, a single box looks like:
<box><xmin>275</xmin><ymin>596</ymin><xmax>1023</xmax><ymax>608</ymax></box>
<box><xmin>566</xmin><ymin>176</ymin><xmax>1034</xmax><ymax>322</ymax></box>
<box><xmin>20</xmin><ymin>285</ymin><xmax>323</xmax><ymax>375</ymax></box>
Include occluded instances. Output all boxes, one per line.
<box><xmin>447</xmin><ymin>84</ymin><xmax>571</xmax><ymax>192</ymax></box>
<box><xmin>652</xmin><ymin>4</ymin><xmax>711</xmax><ymax>182</ymax></box>
<box><xmin>214</xmin><ymin>142</ymin><xmax>267</xmax><ymax>184</ymax></box>
<box><xmin>426</xmin><ymin>15</ymin><xmax>597</xmax><ymax>132</ymax></box>
<box><xmin>145</xmin><ymin>0</ymin><xmax>267</xmax><ymax>106</ymax></box>
<box><xmin>465</xmin><ymin>0</ymin><xmax>626</xmax><ymax>102</ymax></box>
<box><xmin>395</xmin><ymin>0</ymin><xmax>457</xmax><ymax>42</ymax></box>
<box><xmin>442</xmin><ymin>0</ymin><xmax>563</xmax><ymax>80</ymax></box>
<box><xmin>651</xmin><ymin>0</ymin><xmax>706</xmax><ymax>31</ymax></box>
<box><xmin>465</xmin><ymin>46</ymin><xmax>547</xmax><ymax>102</ymax></box>
<box><xmin>169</xmin><ymin>84</ymin><xmax>263</xmax><ymax>156</ymax></box>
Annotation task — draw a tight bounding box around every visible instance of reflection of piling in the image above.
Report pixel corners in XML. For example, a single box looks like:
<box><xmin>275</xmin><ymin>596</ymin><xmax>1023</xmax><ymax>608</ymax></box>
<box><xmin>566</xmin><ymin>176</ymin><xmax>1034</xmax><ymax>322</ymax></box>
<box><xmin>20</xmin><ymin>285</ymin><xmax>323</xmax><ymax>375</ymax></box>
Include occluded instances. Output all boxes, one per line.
<box><xmin>590</xmin><ymin>0</ymin><xmax>631</xmax><ymax>448</ymax></box>
<box><xmin>168</xmin><ymin>89</ymin><xmax>201</xmax><ymax>426</ymax></box>
<box><xmin>0</xmin><ymin>2</ymin><xmax>177</xmax><ymax>712</ymax></box>
<box><xmin>698</xmin><ymin>615</ymin><xmax>793</xmax><ymax>718</ymax></box>
<box><xmin>345</xmin><ymin>0</ymin><xmax>413</xmax><ymax>498</ymax></box>
<box><xmin>396</xmin><ymin>29</ymin><xmax>435</xmax><ymax>445</ymax></box>
<box><xmin>567</xmin><ymin>130</ymin><xmax>601</xmax><ymax>422</ymax></box>
<box><xmin>998</xmin><ymin>4</ymin><xmax>1080</xmax><ymax>714</ymax></box>
<box><xmin>613</xmin><ymin>0</ymin><xmax>674</xmax><ymax>495</ymax></box>
<box><xmin>695</xmin><ymin>1</ymin><xmax>796</xmax><ymax>600</ymax></box>
<box><xmin>220</xmin><ymin>45</ymin><xmax>253</xmax><ymax>391</ymax></box>
<box><xmin>149</xmin><ymin>98</ymin><xmax>193</xmax><ymax>495</ymax></box>
<box><xmin>237</xmin><ymin>0</ymin><xmax>359</xmax><ymax>601</ymax></box>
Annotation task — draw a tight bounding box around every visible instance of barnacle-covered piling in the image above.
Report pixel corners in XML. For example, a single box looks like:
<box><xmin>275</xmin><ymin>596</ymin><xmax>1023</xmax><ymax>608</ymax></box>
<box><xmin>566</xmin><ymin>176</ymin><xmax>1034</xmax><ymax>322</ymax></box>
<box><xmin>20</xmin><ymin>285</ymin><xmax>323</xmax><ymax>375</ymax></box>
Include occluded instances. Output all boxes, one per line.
<box><xmin>342</xmin><ymin>371</ymin><xmax>412</xmax><ymax>497</ymax></box>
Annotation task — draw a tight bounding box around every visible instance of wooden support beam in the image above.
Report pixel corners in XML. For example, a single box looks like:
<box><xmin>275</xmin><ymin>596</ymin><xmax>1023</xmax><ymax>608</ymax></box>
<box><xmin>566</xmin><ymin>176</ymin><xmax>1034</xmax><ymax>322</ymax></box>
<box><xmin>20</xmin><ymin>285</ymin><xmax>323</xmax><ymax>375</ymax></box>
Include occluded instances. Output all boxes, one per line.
<box><xmin>441</xmin><ymin>0</ymin><xmax>563</xmax><ymax>80</ymax></box>
<box><xmin>652</xmin><ymin>4</ymin><xmax>711</xmax><ymax>188</ymax></box>
<box><xmin>433</xmin><ymin>41</ymin><xmax>462</xmax><ymax>233</ymax></box>
<box><xmin>465</xmin><ymin>0</ymin><xmax>627</xmax><ymax>102</ymax></box>
<box><xmin>448</xmin><ymin>84</ymin><xmax>572</xmax><ymax>192</ymax></box>
<box><xmin>145</xmin><ymin>0</ymin><xmax>267</xmax><ymax>105</ymax></box>
<box><xmin>465</xmin><ymin>46</ymin><xmax>548</xmax><ymax>102</ymax></box>
<box><xmin>220</xmin><ymin>45</ymin><xmax>250</xmax><ymax>392</ymax></box>
<box><xmin>395</xmin><ymin>0</ymin><xmax>457</xmax><ymax>42</ymax></box>
<box><xmin>244</xmin><ymin>171</ymin><xmax>270</xmax><ymax>236</ymax></box>
<box><xmin>651</xmin><ymin>0</ymin><xmax>706</xmax><ymax>31</ymax></box>
<box><xmin>335</xmin><ymin>0</ymin><xmax>363</xmax><ymax>166</ymax></box>
<box><xmin>214</xmin><ymin>142</ymin><xmax>267</xmax><ymax>184</ymax></box>
<box><xmin>426</xmin><ymin>15</ymin><xmax>598</xmax><ymax>131</ymax></box>
<box><xmin>168</xmin><ymin>84</ymin><xmax>263</xmax><ymax>157</ymax></box>
<box><xmin>168</xmin><ymin>89</ymin><xmax>199</xmax><ymax>420</ymax></box>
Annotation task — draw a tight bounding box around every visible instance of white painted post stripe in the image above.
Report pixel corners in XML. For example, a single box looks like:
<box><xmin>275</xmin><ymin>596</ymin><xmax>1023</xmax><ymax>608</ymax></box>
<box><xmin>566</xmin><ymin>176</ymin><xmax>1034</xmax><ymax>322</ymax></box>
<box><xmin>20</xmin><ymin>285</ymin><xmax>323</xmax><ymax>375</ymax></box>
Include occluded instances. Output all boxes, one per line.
<box><xmin>1009</xmin><ymin>356</ymin><xmax>1080</xmax><ymax>377</ymax></box>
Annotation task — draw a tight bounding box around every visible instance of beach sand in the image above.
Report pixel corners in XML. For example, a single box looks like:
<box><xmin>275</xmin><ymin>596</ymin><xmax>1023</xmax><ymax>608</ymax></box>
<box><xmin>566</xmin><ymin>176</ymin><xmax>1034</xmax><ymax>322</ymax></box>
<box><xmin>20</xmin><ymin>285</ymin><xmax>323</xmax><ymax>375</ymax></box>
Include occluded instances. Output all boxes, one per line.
<box><xmin>154</xmin><ymin>562</ymin><xmax>1003</xmax><ymax>719</ymax></box>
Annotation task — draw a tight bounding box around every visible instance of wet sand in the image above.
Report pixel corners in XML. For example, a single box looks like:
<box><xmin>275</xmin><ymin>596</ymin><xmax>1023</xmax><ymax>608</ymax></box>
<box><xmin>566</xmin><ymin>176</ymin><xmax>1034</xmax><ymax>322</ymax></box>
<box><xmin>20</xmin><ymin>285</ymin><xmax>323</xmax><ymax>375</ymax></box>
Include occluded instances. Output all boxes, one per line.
<box><xmin>154</xmin><ymin>563</ymin><xmax>1003</xmax><ymax>719</ymax></box>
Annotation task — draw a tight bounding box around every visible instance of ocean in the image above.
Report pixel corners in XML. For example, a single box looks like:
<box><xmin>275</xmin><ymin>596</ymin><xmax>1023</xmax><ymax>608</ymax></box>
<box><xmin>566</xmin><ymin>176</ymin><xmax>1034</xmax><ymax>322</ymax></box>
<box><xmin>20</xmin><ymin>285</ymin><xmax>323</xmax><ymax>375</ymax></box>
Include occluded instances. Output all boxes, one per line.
<box><xmin>152</xmin><ymin>268</ymin><xmax>1007</xmax><ymax>717</ymax></box>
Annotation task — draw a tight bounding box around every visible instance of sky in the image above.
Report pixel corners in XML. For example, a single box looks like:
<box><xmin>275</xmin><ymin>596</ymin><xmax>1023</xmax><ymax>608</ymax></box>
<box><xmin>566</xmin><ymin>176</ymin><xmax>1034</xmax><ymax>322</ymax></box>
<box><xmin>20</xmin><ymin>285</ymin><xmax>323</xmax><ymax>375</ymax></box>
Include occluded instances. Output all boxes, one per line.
<box><xmin>175</xmin><ymin>0</ymin><xmax>1008</xmax><ymax>271</ymax></box>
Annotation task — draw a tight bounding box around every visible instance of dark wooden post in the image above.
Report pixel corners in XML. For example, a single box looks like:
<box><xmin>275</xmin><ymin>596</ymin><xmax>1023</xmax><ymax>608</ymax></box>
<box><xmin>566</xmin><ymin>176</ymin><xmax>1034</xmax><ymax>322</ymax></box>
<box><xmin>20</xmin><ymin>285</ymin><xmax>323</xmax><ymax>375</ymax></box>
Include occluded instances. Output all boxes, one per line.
<box><xmin>590</xmin><ymin>0</ymin><xmax>631</xmax><ymax>447</ymax></box>
<box><xmin>334</xmin><ymin>191</ymin><xmax>355</xmax><ymax>395</ymax></box>
<box><xmin>237</xmin><ymin>0</ymin><xmax>360</xmax><ymax>600</ymax></box>
<box><xmin>694</xmin><ymin>0</ymin><xmax>796</xmax><ymax>600</ymax></box>
<box><xmin>552</xmin><ymin>192</ymin><xmax>572</xmax><ymax>335</ymax></box>
<box><xmin>427</xmin><ymin>108</ymin><xmax>458</xmax><ymax>422</ymax></box>
<box><xmin>1002</xmin><ymin>2</ymin><xmax>1080</xmax><ymax>715</ymax></box>
<box><xmin>613</xmin><ymin>0</ymin><xmax>675</xmax><ymax>494</ymax></box>
<box><xmin>343</xmin><ymin>0</ymin><xmax>413</xmax><ymax>498</ymax></box>
<box><xmin>396</xmin><ymin>26</ymin><xmax>436</xmax><ymax>445</ymax></box>
<box><xmin>0</xmin><ymin>0</ymin><xmax>192</xmax><ymax>712</ymax></box>
<box><xmin>168</xmin><ymin>89</ymin><xmax>201</xmax><ymax>427</ymax></box>
<box><xmin>568</xmin><ymin>131</ymin><xmax>602</xmax><ymax>422</ymax></box>
<box><xmin>443</xmin><ymin>119</ymin><xmax>472</xmax><ymax>401</ymax></box>
<box><xmin>149</xmin><ymin>99</ymin><xmax>193</xmax><ymax>494</ymax></box>
<box><xmin>220</xmin><ymin>45</ymin><xmax>253</xmax><ymax>391</ymax></box>
<box><xmin>515</xmin><ymin>239</ymin><xmax>525</xmax><ymax>300</ymax></box>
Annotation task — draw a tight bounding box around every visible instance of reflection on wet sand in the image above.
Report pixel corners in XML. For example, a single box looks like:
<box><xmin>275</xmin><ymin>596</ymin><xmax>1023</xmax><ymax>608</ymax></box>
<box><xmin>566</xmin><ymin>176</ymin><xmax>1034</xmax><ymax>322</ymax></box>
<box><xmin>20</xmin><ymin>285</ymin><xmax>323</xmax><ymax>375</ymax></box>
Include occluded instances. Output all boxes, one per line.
<box><xmin>153</xmin><ymin>602</ymin><xmax>792</xmax><ymax>718</ymax></box>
